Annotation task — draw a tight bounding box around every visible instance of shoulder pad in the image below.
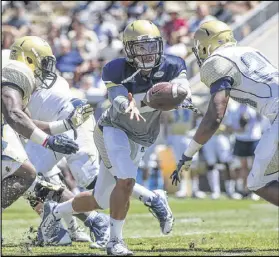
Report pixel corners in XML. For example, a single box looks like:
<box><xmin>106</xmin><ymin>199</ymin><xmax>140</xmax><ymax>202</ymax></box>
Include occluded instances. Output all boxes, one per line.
<box><xmin>2</xmin><ymin>60</ymin><xmax>35</xmax><ymax>99</ymax></box>
<box><xmin>200</xmin><ymin>55</ymin><xmax>240</xmax><ymax>88</ymax></box>
<box><xmin>102</xmin><ymin>58</ymin><xmax>127</xmax><ymax>87</ymax></box>
<box><xmin>160</xmin><ymin>54</ymin><xmax>187</xmax><ymax>80</ymax></box>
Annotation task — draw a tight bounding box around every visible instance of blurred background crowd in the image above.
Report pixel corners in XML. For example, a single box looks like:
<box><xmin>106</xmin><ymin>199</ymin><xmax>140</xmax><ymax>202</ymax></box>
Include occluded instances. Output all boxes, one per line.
<box><xmin>2</xmin><ymin>1</ymin><xmax>267</xmax><ymax>200</ymax></box>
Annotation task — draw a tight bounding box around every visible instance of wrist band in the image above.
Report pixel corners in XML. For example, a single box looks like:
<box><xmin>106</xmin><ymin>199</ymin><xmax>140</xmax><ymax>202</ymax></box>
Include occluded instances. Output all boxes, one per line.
<box><xmin>184</xmin><ymin>140</ymin><xmax>202</xmax><ymax>157</ymax></box>
<box><xmin>49</xmin><ymin>120</ymin><xmax>70</xmax><ymax>135</ymax></box>
<box><xmin>30</xmin><ymin>127</ymin><xmax>49</xmax><ymax>146</ymax></box>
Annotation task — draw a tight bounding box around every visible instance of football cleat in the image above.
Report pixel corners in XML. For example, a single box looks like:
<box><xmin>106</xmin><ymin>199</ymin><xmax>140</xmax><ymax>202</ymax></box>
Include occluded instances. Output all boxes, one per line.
<box><xmin>107</xmin><ymin>239</ymin><xmax>133</xmax><ymax>256</ymax></box>
<box><xmin>145</xmin><ymin>189</ymin><xmax>174</xmax><ymax>235</ymax></box>
<box><xmin>85</xmin><ymin>212</ymin><xmax>110</xmax><ymax>249</ymax></box>
<box><xmin>69</xmin><ymin>225</ymin><xmax>91</xmax><ymax>242</ymax></box>
<box><xmin>39</xmin><ymin>201</ymin><xmax>71</xmax><ymax>246</ymax></box>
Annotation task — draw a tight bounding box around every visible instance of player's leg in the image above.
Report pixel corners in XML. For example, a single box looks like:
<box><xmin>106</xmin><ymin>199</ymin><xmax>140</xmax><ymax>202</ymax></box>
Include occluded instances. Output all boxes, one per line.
<box><xmin>66</xmin><ymin>153</ymin><xmax>110</xmax><ymax>247</ymax></box>
<box><xmin>2</xmin><ymin>159</ymin><xmax>36</xmax><ymax>210</ymax></box>
<box><xmin>101</xmin><ymin>126</ymin><xmax>137</xmax><ymax>255</ymax></box>
<box><xmin>217</xmin><ymin>135</ymin><xmax>242</xmax><ymax>200</ymax></box>
<box><xmin>247</xmin><ymin>118</ymin><xmax>279</xmax><ymax>206</ymax></box>
<box><xmin>2</xmin><ymin>124</ymin><xmax>36</xmax><ymax>211</ymax></box>
<box><xmin>201</xmin><ymin>136</ymin><xmax>219</xmax><ymax>199</ymax></box>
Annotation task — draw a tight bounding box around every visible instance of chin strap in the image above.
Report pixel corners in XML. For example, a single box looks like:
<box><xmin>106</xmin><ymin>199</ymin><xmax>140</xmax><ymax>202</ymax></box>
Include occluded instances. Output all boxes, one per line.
<box><xmin>121</xmin><ymin>69</ymin><xmax>141</xmax><ymax>84</ymax></box>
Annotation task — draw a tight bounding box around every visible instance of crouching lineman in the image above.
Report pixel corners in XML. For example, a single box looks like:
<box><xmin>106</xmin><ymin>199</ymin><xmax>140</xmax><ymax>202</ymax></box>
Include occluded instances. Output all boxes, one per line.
<box><xmin>39</xmin><ymin>20</ymin><xmax>196</xmax><ymax>255</ymax></box>
<box><xmin>22</xmin><ymin>74</ymin><xmax>109</xmax><ymax>247</ymax></box>
<box><xmin>1</xmin><ymin>36</ymin><xmax>82</xmax><ymax>225</ymax></box>
<box><xmin>171</xmin><ymin>20</ymin><xmax>279</xmax><ymax>207</ymax></box>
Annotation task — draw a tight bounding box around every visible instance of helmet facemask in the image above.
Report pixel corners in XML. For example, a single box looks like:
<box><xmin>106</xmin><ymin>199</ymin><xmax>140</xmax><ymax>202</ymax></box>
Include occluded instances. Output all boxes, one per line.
<box><xmin>125</xmin><ymin>37</ymin><xmax>163</xmax><ymax>70</ymax></box>
<box><xmin>32</xmin><ymin>51</ymin><xmax>57</xmax><ymax>89</ymax></box>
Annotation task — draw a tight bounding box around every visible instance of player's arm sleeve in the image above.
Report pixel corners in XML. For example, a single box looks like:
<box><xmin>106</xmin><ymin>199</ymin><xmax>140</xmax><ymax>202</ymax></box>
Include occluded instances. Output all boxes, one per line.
<box><xmin>102</xmin><ymin>64</ymin><xmax>130</xmax><ymax>114</ymax></box>
<box><xmin>200</xmin><ymin>55</ymin><xmax>240</xmax><ymax>95</ymax></box>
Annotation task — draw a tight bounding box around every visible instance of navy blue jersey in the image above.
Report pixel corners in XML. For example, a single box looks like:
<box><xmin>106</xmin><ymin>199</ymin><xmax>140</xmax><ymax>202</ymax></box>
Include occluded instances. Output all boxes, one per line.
<box><xmin>99</xmin><ymin>54</ymin><xmax>187</xmax><ymax>146</ymax></box>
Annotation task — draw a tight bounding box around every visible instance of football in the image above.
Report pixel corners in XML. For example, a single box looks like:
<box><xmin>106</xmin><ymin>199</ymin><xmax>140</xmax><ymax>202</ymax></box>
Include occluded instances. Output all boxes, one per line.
<box><xmin>143</xmin><ymin>82</ymin><xmax>188</xmax><ymax>111</ymax></box>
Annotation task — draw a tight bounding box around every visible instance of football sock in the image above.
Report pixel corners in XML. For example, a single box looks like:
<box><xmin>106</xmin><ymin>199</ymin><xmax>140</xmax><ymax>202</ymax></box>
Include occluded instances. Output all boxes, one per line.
<box><xmin>132</xmin><ymin>183</ymin><xmax>156</xmax><ymax>203</ymax></box>
<box><xmin>192</xmin><ymin>177</ymin><xmax>199</xmax><ymax>193</ymax></box>
<box><xmin>207</xmin><ymin>169</ymin><xmax>221</xmax><ymax>194</ymax></box>
<box><xmin>54</xmin><ymin>199</ymin><xmax>76</xmax><ymax>219</ymax></box>
<box><xmin>110</xmin><ymin>217</ymin><xmax>125</xmax><ymax>241</ymax></box>
<box><xmin>236</xmin><ymin>178</ymin><xmax>244</xmax><ymax>192</ymax></box>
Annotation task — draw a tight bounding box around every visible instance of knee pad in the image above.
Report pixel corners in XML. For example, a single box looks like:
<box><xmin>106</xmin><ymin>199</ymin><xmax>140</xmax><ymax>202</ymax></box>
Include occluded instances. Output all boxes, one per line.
<box><xmin>68</xmin><ymin>153</ymin><xmax>99</xmax><ymax>189</ymax></box>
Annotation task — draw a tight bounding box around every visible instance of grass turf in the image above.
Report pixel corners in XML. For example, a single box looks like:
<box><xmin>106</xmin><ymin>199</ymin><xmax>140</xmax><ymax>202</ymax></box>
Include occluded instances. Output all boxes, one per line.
<box><xmin>1</xmin><ymin>195</ymin><xmax>279</xmax><ymax>256</ymax></box>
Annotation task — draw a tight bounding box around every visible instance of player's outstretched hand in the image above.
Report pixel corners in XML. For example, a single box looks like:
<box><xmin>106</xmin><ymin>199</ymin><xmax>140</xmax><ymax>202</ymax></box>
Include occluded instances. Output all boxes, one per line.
<box><xmin>125</xmin><ymin>93</ymin><xmax>146</xmax><ymax>122</ymax></box>
<box><xmin>44</xmin><ymin>134</ymin><xmax>79</xmax><ymax>154</ymax></box>
<box><xmin>170</xmin><ymin>155</ymin><xmax>193</xmax><ymax>186</ymax></box>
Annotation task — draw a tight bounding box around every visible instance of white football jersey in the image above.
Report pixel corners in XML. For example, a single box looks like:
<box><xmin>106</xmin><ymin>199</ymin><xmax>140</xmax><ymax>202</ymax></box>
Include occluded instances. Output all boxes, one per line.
<box><xmin>28</xmin><ymin>75</ymin><xmax>73</xmax><ymax>121</ymax></box>
<box><xmin>201</xmin><ymin>45</ymin><xmax>279</xmax><ymax>122</ymax></box>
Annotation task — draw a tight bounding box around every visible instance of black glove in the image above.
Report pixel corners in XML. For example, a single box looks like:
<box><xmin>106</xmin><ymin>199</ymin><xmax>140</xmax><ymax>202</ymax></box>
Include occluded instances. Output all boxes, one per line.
<box><xmin>170</xmin><ymin>155</ymin><xmax>193</xmax><ymax>186</ymax></box>
<box><xmin>176</xmin><ymin>98</ymin><xmax>199</xmax><ymax>114</ymax></box>
<box><xmin>44</xmin><ymin>134</ymin><xmax>79</xmax><ymax>154</ymax></box>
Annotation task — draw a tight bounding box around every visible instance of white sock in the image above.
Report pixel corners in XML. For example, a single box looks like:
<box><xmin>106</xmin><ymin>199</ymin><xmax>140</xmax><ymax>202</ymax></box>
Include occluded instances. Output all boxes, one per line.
<box><xmin>53</xmin><ymin>199</ymin><xmax>76</xmax><ymax>219</ymax></box>
<box><xmin>207</xmin><ymin>169</ymin><xmax>221</xmax><ymax>194</ymax></box>
<box><xmin>64</xmin><ymin>215</ymin><xmax>79</xmax><ymax>231</ymax></box>
<box><xmin>178</xmin><ymin>179</ymin><xmax>187</xmax><ymax>194</ymax></box>
<box><xmin>110</xmin><ymin>217</ymin><xmax>125</xmax><ymax>241</ymax></box>
<box><xmin>236</xmin><ymin>178</ymin><xmax>244</xmax><ymax>192</ymax></box>
<box><xmin>192</xmin><ymin>177</ymin><xmax>199</xmax><ymax>193</ymax></box>
<box><xmin>225</xmin><ymin>180</ymin><xmax>236</xmax><ymax>195</ymax></box>
<box><xmin>132</xmin><ymin>183</ymin><xmax>156</xmax><ymax>203</ymax></box>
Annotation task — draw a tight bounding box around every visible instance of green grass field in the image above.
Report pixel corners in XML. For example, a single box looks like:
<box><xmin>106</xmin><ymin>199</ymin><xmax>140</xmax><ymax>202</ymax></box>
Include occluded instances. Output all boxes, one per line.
<box><xmin>2</xmin><ymin>196</ymin><xmax>279</xmax><ymax>256</ymax></box>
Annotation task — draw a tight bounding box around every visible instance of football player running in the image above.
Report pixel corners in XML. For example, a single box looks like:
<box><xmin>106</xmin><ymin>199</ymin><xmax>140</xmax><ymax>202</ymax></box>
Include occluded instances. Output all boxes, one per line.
<box><xmin>171</xmin><ymin>20</ymin><xmax>279</xmax><ymax>207</ymax></box>
<box><xmin>24</xmin><ymin>72</ymin><xmax>190</xmax><ymax>249</ymax></box>
<box><xmin>1</xmin><ymin>36</ymin><xmax>82</xmax><ymax>217</ymax></box>
<box><xmin>40</xmin><ymin>20</ymin><xmax>195</xmax><ymax>255</ymax></box>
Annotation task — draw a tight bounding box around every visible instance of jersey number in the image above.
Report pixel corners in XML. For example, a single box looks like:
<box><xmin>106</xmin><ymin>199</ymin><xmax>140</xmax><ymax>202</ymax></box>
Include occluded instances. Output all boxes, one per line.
<box><xmin>240</xmin><ymin>51</ymin><xmax>279</xmax><ymax>84</ymax></box>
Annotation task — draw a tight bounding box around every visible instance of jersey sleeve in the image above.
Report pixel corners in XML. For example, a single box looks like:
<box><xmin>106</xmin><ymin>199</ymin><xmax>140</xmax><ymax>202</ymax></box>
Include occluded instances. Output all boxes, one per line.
<box><xmin>102</xmin><ymin>59</ymin><xmax>125</xmax><ymax>89</ymax></box>
<box><xmin>172</xmin><ymin>56</ymin><xmax>187</xmax><ymax>78</ymax></box>
<box><xmin>2</xmin><ymin>60</ymin><xmax>35</xmax><ymax>99</ymax></box>
<box><xmin>200</xmin><ymin>55</ymin><xmax>241</xmax><ymax>92</ymax></box>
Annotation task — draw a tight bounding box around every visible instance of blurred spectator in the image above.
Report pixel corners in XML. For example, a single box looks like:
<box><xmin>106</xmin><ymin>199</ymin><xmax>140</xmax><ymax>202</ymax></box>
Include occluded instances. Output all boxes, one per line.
<box><xmin>165</xmin><ymin>34</ymin><xmax>189</xmax><ymax>59</ymax></box>
<box><xmin>2</xmin><ymin>30</ymin><xmax>15</xmax><ymax>49</ymax></box>
<box><xmin>152</xmin><ymin>2</ymin><xmax>169</xmax><ymax>28</ymax></box>
<box><xmin>188</xmin><ymin>3</ymin><xmax>217</xmax><ymax>35</ymax></box>
<box><xmin>213</xmin><ymin>1</ymin><xmax>234</xmax><ymax>24</ymax></box>
<box><xmin>98</xmin><ymin>32</ymin><xmax>124</xmax><ymax>61</ymax></box>
<box><xmin>46</xmin><ymin>22</ymin><xmax>64</xmax><ymax>57</ymax></box>
<box><xmin>163</xmin><ymin>4</ymin><xmax>189</xmax><ymax>44</ymax></box>
<box><xmin>56</xmin><ymin>38</ymin><xmax>84</xmax><ymax>73</ymax></box>
<box><xmin>68</xmin><ymin>17</ymin><xmax>99</xmax><ymax>61</ymax></box>
<box><xmin>4</xmin><ymin>3</ymin><xmax>30</xmax><ymax>37</ymax></box>
<box><xmin>226</xmin><ymin>103</ymin><xmax>263</xmax><ymax>200</ymax></box>
<box><xmin>93</xmin><ymin>13</ymin><xmax>119</xmax><ymax>43</ymax></box>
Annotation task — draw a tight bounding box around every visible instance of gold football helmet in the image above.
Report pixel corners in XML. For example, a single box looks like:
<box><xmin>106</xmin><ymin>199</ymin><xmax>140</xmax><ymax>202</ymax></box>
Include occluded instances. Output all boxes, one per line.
<box><xmin>9</xmin><ymin>36</ymin><xmax>57</xmax><ymax>89</ymax></box>
<box><xmin>192</xmin><ymin>20</ymin><xmax>237</xmax><ymax>67</ymax></box>
<box><xmin>123</xmin><ymin>20</ymin><xmax>163</xmax><ymax>70</ymax></box>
